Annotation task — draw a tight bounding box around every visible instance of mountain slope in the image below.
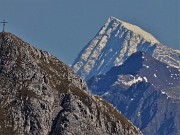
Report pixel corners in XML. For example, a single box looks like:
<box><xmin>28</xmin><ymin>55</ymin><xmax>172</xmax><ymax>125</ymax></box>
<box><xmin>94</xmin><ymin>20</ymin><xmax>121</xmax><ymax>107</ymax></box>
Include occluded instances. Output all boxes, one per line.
<box><xmin>72</xmin><ymin>16</ymin><xmax>180</xmax><ymax>80</ymax></box>
<box><xmin>0</xmin><ymin>32</ymin><xmax>142</xmax><ymax>135</ymax></box>
<box><xmin>87</xmin><ymin>52</ymin><xmax>180</xmax><ymax>135</ymax></box>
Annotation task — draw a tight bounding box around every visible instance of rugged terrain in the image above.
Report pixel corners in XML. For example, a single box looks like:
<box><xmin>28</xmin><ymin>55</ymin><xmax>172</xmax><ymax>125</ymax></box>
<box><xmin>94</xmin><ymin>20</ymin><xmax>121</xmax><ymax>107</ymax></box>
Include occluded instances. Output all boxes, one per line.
<box><xmin>87</xmin><ymin>52</ymin><xmax>180</xmax><ymax>135</ymax></box>
<box><xmin>0</xmin><ymin>32</ymin><xmax>143</xmax><ymax>135</ymax></box>
<box><xmin>72</xmin><ymin>16</ymin><xmax>180</xmax><ymax>80</ymax></box>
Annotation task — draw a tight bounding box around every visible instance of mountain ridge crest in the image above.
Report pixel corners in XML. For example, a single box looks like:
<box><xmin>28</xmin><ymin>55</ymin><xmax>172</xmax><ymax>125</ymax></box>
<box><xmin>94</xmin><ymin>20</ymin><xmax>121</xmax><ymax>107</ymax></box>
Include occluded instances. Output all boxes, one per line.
<box><xmin>107</xmin><ymin>16</ymin><xmax>159</xmax><ymax>43</ymax></box>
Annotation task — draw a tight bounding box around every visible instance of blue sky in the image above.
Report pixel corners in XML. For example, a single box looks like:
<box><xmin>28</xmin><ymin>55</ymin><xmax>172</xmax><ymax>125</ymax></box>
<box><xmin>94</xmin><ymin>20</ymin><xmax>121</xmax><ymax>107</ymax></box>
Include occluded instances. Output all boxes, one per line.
<box><xmin>0</xmin><ymin>0</ymin><xmax>179</xmax><ymax>64</ymax></box>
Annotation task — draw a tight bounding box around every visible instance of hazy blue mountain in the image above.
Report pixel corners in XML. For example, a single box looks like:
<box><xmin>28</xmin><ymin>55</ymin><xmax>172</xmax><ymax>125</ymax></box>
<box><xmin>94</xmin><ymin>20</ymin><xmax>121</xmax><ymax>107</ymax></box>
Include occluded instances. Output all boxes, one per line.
<box><xmin>87</xmin><ymin>52</ymin><xmax>180</xmax><ymax>135</ymax></box>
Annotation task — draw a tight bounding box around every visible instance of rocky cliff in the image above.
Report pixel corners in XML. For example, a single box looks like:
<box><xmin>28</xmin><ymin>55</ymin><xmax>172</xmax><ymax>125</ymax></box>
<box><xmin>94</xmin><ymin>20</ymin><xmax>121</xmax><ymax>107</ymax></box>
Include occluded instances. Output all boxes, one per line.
<box><xmin>0</xmin><ymin>32</ymin><xmax>142</xmax><ymax>135</ymax></box>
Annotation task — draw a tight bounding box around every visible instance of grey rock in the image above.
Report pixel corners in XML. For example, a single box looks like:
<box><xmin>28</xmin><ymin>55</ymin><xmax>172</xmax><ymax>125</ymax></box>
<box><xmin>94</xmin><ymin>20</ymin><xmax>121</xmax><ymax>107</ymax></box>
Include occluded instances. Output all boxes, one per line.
<box><xmin>0</xmin><ymin>32</ymin><xmax>142</xmax><ymax>135</ymax></box>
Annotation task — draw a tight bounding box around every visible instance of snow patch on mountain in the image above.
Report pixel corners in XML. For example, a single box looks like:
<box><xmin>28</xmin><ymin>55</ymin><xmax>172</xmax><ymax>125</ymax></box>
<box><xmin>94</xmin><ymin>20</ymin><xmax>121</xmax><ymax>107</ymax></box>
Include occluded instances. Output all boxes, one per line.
<box><xmin>72</xmin><ymin>16</ymin><xmax>180</xmax><ymax>80</ymax></box>
<box><xmin>143</xmin><ymin>77</ymin><xmax>148</xmax><ymax>82</ymax></box>
<box><xmin>109</xmin><ymin>16</ymin><xmax>159</xmax><ymax>43</ymax></box>
<box><xmin>143</xmin><ymin>64</ymin><xmax>149</xmax><ymax>68</ymax></box>
<box><xmin>113</xmin><ymin>75</ymin><xmax>149</xmax><ymax>88</ymax></box>
<box><xmin>121</xmin><ymin>76</ymin><xmax>143</xmax><ymax>86</ymax></box>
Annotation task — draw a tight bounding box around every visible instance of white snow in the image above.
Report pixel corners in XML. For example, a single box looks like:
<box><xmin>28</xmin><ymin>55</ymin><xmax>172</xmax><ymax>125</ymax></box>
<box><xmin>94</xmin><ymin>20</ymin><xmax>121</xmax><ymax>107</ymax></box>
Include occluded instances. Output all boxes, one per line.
<box><xmin>109</xmin><ymin>16</ymin><xmax>159</xmax><ymax>43</ymax></box>
<box><xmin>161</xmin><ymin>91</ymin><xmax>166</xmax><ymax>94</ymax></box>
<box><xmin>137</xmin><ymin>112</ymin><xmax>141</xmax><ymax>116</ymax></box>
<box><xmin>143</xmin><ymin>64</ymin><xmax>149</xmax><ymax>68</ymax></box>
<box><xmin>143</xmin><ymin>77</ymin><xmax>148</xmax><ymax>82</ymax></box>
<box><xmin>102</xmin><ymin>92</ymin><xmax>110</xmax><ymax>96</ymax></box>
<box><xmin>121</xmin><ymin>76</ymin><xmax>143</xmax><ymax>86</ymax></box>
<box><xmin>72</xmin><ymin>16</ymin><xmax>180</xmax><ymax>80</ymax></box>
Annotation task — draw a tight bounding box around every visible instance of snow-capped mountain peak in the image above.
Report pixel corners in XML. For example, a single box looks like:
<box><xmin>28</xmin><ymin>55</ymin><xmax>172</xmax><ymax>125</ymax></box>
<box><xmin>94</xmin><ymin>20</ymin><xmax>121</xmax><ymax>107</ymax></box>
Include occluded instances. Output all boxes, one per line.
<box><xmin>108</xmin><ymin>16</ymin><xmax>159</xmax><ymax>43</ymax></box>
<box><xmin>72</xmin><ymin>16</ymin><xmax>180</xmax><ymax>80</ymax></box>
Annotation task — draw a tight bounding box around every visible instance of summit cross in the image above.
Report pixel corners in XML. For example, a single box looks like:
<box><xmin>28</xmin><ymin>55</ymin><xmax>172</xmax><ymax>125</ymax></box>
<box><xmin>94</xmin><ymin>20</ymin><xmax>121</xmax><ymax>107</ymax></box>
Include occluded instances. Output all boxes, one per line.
<box><xmin>1</xmin><ymin>20</ymin><xmax>8</xmax><ymax>32</ymax></box>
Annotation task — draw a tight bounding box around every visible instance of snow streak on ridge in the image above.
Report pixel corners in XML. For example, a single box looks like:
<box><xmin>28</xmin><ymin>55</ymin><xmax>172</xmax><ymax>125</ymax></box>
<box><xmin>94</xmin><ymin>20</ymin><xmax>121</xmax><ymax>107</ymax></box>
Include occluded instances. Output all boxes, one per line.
<box><xmin>108</xmin><ymin>16</ymin><xmax>159</xmax><ymax>43</ymax></box>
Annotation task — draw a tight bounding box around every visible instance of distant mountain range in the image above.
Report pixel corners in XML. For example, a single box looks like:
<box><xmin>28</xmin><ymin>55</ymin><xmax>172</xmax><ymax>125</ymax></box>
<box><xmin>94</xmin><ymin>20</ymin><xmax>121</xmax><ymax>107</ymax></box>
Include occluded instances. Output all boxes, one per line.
<box><xmin>88</xmin><ymin>51</ymin><xmax>179</xmax><ymax>96</ymax></box>
<box><xmin>72</xmin><ymin>16</ymin><xmax>180</xmax><ymax>80</ymax></box>
<box><xmin>0</xmin><ymin>32</ymin><xmax>142</xmax><ymax>135</ymax></box>
<box><xmin>87</xmin><ymin>52</ymin><xmax>180</xmax><ymax>135</ymax></box>
<box><xmin>72</xmin><ymin>17</ymin><xmax>180</xmax><ymax>135</ymax></box>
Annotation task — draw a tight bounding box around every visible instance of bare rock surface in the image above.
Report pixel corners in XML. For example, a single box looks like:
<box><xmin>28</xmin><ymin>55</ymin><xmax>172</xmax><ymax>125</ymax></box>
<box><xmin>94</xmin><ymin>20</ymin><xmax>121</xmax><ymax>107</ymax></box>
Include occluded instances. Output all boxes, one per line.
<box><xmin>0</xmin><ymin>32</ymin><xmax>142</xmax><ymax>135</ymax></box>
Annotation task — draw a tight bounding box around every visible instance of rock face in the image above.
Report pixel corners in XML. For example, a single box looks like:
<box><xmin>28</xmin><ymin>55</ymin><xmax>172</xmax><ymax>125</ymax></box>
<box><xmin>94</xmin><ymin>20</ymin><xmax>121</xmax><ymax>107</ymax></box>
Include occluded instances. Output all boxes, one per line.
<box><xmin>72</xmin><ymin>16</ymin><xmax>180</xmax><ymax>80</ymax></box>
<box><xmin>87</xmin><ymin>52</ymin><xmax>180</xmax><ymax>135</ymax></box>
<box><xmin>0</xmin><ymin>32</ymin><xmax>142</xmax><ymax>135</ymax></box>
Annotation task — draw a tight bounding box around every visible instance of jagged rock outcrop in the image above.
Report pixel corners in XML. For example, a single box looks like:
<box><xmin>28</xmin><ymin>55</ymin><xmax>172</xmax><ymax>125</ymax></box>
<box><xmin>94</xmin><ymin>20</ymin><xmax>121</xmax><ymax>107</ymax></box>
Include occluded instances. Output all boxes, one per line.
<box><xmin>87</xmin><ymin>52</ymin><xmax>180</xmax><ymax>135</ymax></box>
<box><xmin>0</xmin><ymin>32</ymin><xmax>142</xmax><ymax>135</ymax></box>
<box><xmin>72</xmin><ymin>16</ymin><xmax>180</xmax><ymax>80</ymax></box>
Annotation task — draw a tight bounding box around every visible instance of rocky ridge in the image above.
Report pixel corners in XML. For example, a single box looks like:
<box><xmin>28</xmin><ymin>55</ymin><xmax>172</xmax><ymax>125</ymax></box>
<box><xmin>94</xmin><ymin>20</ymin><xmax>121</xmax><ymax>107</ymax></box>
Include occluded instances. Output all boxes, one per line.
<box><xmin>72</xmin><ymin>16</ymin><xmax>180</xmax><ymax>80</ymax></box>
<box><xmin>87</xmin><ymin>52</ymin><xmax>180</xmax><ymax>135</ymax></box>
<box><xmin>0</xmin><ymin>32</ymin><xmax>142</xmax><ymax>135</ymax></box>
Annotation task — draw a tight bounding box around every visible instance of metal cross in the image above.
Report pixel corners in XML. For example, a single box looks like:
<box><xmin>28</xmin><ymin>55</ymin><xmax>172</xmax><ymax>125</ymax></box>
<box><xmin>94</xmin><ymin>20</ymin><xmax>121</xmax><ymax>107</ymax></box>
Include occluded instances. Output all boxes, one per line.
<box><xmin>1</xmin><ymin>20</ymin><xmax>8</xmax><ymax>32</ymax></box>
